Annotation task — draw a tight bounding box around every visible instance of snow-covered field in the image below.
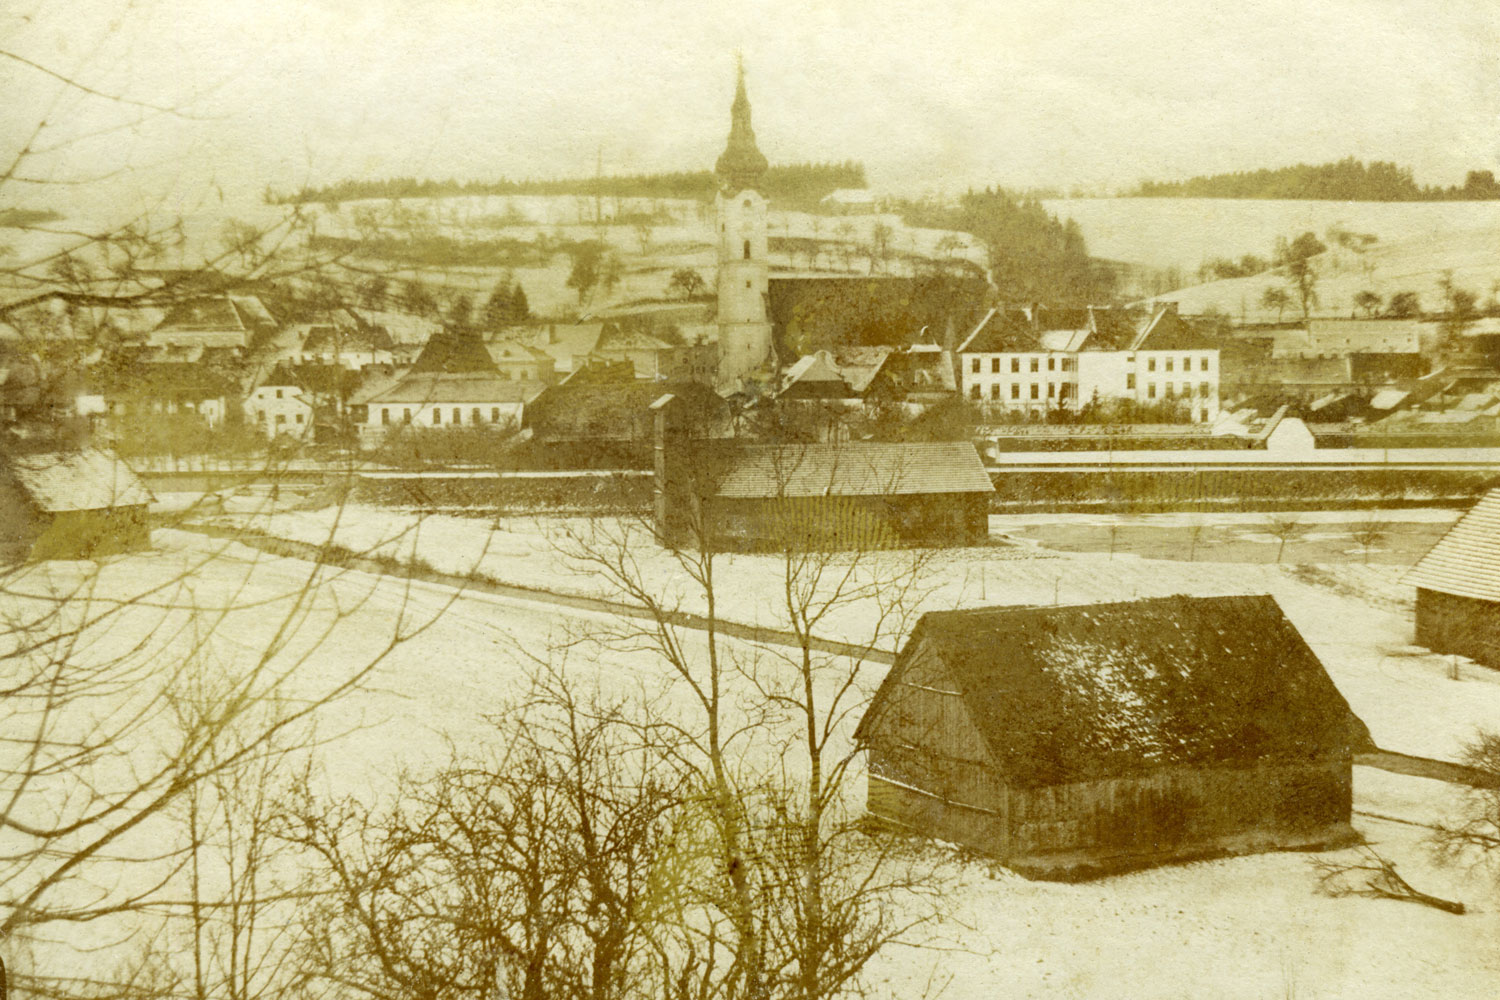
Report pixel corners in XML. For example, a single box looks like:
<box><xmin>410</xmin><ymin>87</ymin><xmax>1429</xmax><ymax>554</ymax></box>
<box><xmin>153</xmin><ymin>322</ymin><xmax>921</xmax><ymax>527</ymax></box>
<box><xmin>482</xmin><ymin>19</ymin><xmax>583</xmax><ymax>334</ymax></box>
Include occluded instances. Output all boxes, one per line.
<box><xmin>12</xmin><ymin>506</ymin><xmax>1500</xmax><ymax>997</ymax></box>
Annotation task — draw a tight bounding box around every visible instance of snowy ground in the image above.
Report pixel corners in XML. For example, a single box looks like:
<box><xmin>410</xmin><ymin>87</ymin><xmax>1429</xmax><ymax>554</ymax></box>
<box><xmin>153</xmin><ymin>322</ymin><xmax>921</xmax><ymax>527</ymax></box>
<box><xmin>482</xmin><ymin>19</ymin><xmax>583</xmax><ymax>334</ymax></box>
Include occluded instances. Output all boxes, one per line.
<box><xmin>14</xmin><ymin>505</ymin><xmax>1500</xmax><ymax>997</ymax></box>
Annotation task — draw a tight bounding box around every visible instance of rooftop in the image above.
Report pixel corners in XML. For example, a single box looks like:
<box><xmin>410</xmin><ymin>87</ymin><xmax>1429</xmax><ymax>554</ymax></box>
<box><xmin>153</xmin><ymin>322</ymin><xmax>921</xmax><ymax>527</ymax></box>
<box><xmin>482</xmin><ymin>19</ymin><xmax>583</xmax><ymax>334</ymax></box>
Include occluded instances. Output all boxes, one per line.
<box><xmin>1405</xmin><ymin>488</ymin><xmax>1500</xmax><ymax>603</ymax></box>
<box><xmin>715</xmin><ymin>441</ymin><xmax>994</xmax><ymax>499</ymax></box>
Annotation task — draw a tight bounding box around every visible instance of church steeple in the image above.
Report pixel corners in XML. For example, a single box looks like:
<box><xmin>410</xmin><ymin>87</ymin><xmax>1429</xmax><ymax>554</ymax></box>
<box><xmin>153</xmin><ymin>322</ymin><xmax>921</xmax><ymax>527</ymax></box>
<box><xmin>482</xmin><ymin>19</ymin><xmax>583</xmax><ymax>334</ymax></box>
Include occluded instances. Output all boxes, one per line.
<box><xmin>714</xmin><ymin>59</ymin><xmax>769</xmax><ymax>195</ymax></box>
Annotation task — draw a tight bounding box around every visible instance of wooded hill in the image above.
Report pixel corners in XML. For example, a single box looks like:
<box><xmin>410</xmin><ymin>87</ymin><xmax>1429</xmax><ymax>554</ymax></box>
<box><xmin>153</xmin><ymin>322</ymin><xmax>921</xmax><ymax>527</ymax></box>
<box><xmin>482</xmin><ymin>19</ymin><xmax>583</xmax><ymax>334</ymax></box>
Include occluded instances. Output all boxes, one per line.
<box><xmin>1130</xmin><ymin>158</ymin><xmax>1500</xmax><ymax>201</ymax></box>
<box><xmin>274</xmin><ymin>162</ymin><xmax>867</xmax><ymax>211</ymax></box>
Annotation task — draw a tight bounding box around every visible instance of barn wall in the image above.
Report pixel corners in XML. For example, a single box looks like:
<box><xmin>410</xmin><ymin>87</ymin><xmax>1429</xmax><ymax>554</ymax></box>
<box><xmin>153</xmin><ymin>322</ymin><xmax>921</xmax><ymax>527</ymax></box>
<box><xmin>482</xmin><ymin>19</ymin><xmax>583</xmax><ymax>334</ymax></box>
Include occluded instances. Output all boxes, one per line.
<box><xmin>1416</xmin><ymin>588</ymin><xmax>1500</xmax><ymax>670</ymax></box>
<box><xmin>708</xmin><ymin>492</ymin><xmax>986</xmax><ymax>551</ymax></box>
<box><xmin>1007</xmin><ymin>759</ymin><xmax>1353</xmax><ymax>860</ymax></box>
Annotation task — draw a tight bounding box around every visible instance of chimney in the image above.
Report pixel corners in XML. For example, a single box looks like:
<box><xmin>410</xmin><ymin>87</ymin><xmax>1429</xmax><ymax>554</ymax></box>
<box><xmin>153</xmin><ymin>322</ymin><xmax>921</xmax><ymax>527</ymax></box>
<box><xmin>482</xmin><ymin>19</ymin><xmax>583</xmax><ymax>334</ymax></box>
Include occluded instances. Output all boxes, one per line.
<box><xmin>548</xmin><ymin>323</ymin><xmax>558</xmax><ymax>344</ymax></box>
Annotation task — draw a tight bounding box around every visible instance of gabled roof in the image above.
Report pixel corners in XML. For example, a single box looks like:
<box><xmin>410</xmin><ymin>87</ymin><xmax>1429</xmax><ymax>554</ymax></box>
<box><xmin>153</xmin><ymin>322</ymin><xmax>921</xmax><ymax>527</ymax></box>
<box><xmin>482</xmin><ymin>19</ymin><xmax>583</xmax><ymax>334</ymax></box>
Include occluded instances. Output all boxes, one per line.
<box><xmin>410</xmin><ymin>329</ymin><xmax>499</xmax><ymax>375</ymax></box>
<box><xmin>782</xmin><ymin>351</ymin><xmax>850</xmax><ymax>389</ymax></box>
<box><xmin>864</xmin><ymin>594</ymin><xmax>1369</xmax><ymax>786</ymax></box>
<box><xmin>7</xmin><ymin>449</ymin><xmax>152</xmax><ymax>512</ymax></box>
<box><xmin>300</xmin><ymin>322</ymin><xmax>392</xmax><ymax>354</ymax></box>
<box><xmin>1085</xmin><ymin>306</ymin><xmax>1139</xmax><ymax>351</ymax></box>
<box><xmin>487</xmin><ymin>340</ymin><xmax>553</xmax><ymax>364</ymax></box>
<box><xmin>829</xmin><ymin>346</ymin><xmax>897</xmax><ymax>394</ymax></box>
<box><xmin>958</xmin><ymin>308</ymin><xmax>1040</xmax><ymax>354</ymax></box>
<box><xmin>715</xmin><ymin>441</ymin><xmax>993</xmax><ymax>499</ymax></box>
<box><xmin>1406</xmin><ymin>489</ymin><xmax>1500</xmax><ymax>602</ymax></box>
<box><xmin>1134</xmin><ymin>306</ymin><xmax>1217</xmax><ymax>351</ymax></box>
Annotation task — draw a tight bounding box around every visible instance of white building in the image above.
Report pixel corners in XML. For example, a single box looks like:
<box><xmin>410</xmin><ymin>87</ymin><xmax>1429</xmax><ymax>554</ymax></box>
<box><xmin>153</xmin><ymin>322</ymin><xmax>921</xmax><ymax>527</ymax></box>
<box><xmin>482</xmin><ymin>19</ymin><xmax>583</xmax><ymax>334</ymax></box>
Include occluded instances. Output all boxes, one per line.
<box><xmin>713</xmin><ymin>63</ymin><xmax>774</xmax><ymax>389</ymax></box>
<box><xmin>958</xmin><ymin>303</ymin><xmax>1220</xmax><ymax>423</ymax></box>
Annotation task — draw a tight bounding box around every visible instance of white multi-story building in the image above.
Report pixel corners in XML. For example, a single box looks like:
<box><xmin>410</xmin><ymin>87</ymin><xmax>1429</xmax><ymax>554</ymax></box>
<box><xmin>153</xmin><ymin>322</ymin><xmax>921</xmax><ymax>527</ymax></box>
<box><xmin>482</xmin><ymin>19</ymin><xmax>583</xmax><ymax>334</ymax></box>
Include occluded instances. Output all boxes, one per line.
<box><xmin>958</xmin><ymin>303</ymin><xmax>1220</xmax><ymax>423</ymax></box>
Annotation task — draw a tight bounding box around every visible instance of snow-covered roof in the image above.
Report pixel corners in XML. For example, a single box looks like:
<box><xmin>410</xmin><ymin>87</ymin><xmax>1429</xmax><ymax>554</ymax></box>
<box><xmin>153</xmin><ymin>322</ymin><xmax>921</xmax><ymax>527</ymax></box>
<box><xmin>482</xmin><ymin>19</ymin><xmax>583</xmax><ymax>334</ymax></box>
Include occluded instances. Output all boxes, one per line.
<box><xmin>715</xmin><ymin>442</ymin><xmax>993</xmax><ymax>499</ymax></box>
<box><xmin>1369</xmin><ymin>389</ymin><xmax>1408</xmax><ymax>410</ymax></box>
<box><xmin>8</xmin><ymin>449</ymin><xmax>152</xmax><ymax>512</ymax></box>
<box><xmin>861</xmin><ymin>594</ymin><xmax>1371</xmax><ymax>786</ymax></box>
<box><xmin>1406</xmin><ymin>489</ymin><xmax>1500</xmax><ymax>602</ymax></box>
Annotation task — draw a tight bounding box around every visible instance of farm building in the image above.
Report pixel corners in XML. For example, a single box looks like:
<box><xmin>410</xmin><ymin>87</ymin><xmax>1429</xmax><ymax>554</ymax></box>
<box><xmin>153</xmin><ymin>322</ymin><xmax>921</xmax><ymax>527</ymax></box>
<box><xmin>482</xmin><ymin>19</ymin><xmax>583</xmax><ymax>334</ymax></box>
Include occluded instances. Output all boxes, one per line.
<box><xmin>654</xmin><ymin>395</ymin><xmax>994</xmax><ymax>550</ymax></box>
<box><xmin>1406</xmin><ymin>488</ymin><xmax>1500</xmax><ymax>669</ymax></box>
<box><xmin>856</xmin><ymin>594</ymin><xmax>1370</xmax><ymax>879</ymax></box>
<box><xmin>0</xmin><ymin>448</ymin><xmax>153</xmax><ymax>561</ymax></box>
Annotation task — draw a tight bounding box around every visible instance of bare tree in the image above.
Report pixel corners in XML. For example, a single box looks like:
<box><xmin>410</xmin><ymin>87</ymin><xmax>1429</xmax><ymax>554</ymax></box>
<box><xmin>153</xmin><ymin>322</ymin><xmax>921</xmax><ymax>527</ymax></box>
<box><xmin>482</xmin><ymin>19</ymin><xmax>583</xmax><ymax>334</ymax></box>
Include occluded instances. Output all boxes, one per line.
<box><xmin>1314</xmin><ymin>845</ymin><xmax>1464</xmax><ymax>915</ymax></box>
<box><xmin>1265</xmin><ymin>514</ymin><xmax>1308</xmax><ymax>563</ymax></box>
<box><xmin>1348</xmin><ymin>517</ymin><xmax>1387</xmax><ymax>565</ymax></box>
<box><xmin>1432</xmin><ymin>730</ymin><xmax>1500</xmax><ymax>872</ymax></box>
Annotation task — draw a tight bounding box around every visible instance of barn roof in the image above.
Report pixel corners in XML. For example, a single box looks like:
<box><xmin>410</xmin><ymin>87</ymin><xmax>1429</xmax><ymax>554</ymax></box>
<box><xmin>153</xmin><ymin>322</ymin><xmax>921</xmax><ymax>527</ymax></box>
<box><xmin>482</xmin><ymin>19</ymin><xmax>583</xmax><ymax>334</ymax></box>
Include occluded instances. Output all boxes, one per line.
<box><xmin>8</xmin><ymin>449</ymin><xmax>153</xmax><ymax>512</ymax></box>
<box><xmin>865</xmin><ymin>594</ymin><xmax>1368</xmax><ymax>786</ymax></box>
<box><xmin>715</xmin><ymin>441</ymin><xmax>993</xmax><ymax>499</ymax></box>
<box><xmin>1405</xmin><ymin>489</ymin><xmax>1500</xmax><ymax>602</ymax></box>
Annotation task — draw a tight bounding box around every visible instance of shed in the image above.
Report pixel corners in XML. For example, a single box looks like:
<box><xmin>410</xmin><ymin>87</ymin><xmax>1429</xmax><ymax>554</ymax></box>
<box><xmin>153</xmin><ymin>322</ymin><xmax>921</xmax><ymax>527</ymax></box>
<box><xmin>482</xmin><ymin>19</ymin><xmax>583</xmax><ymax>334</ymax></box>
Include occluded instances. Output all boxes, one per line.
<box><xmin>1406</xmin><ymin>488</ymin><xmax>1500</xmax><ymax>669</ymax></box>
<box><xmin>0</xmin><ymin>449</ymin><xmax>153</xmax><ymax>561</ymax></box>
<box><xmin>857</xmin><ymin>595</ymin><xmax>1369</xmax><ymax>879</ymax></box>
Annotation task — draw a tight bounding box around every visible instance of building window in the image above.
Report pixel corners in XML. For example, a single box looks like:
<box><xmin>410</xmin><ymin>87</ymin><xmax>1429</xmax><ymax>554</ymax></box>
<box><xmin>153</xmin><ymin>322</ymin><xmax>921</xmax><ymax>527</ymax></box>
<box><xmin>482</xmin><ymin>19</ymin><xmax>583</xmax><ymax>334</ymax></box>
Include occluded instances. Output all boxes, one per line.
<box><xmin>743</xmin><ymin>197</ymin><xmax>752</xmax><ymax>209</ymax></box>
<box><xmin>453</xmin><ymin>407</ymin><xmax>461</xmax><ymax>424</ymax></box>
<box><xmin>432</xmin><ymin>408</ymin><xmax>441</xmax><ymax>425</ymax></box>
<box><xmin>1201</xmin><ymin>357</ymin><xmax>1211</xmax><ymax>371</ymax></box>
<box><xmin>491</xmin><ymin>407</ymin><xmax>500</xmax><ymax>421</ymax></box>
<box><xmin>990</xmin><ymin>358</ymin><xmax>1000</xmax><ymax>373</ymax></box>
<box><xmin>745</xmin><ymin>279</ymin><xmax>751</xmax><ymax>289</ymax></box>
<box><xmin>1047</xmin><ymin>382</ymin><xmax>1056</xmax><ymax>398</ymax></box>
<box><xmin>1148</xmin><ymin>383</ymin><xmax>1156</xmax><ymax>399</ymax></box>
<box><xmin>1181</xmin><ymin>382</ymin><xmax>1189</xmax><ymax>397</ymax></box>
<box><xmin>1011</xmin><ymin>383</ymin><xmax>1020</xmax><ymax>399</ymax></box>
<box><xmin>743</xmin><ymin>240</ymin><xmax>751</xmax><ymax>260</ymax></box>
<box><xmin>1010</xmin><ymin>357</ymin><xmax>1020</xmax><ymax>373</ymax></box>
<box><xmin>1147</xmin><ymin>358</ymin><xmax>1157</xmax><ymax>372</ymax></box>
<box><xmin>295</xmin><ymin>413</ymin><xmax>303</xmax><ymax>424</ymax></box>
<box><xmin>275</xmin><ymin>388</ymin><xmax>283</xmax><ymax>399</ymax></box>
<box><xmin>990</xmin><ymin>383</ymin><xmax>1000</xmax><ymax>399</ymax></box>
<box><xmin>1182</xmin><ymin>356</ymin><xmax>1191</xmax><ymax>370</ymax></box>
<box><xmin>1166</xmin><ymin>358</ymin><xmax>1174</xmax><ymax>372</ymax></box>
<box><xmin>1061</xmin><ymin>357</ymin><xmax>1073</xmax><ymax>371</ymax></box>
<box><xmin>1199</xmin><ymin>381</ymin><xmax>1211</xmax><ymax>397</ymax></box>
<box><xmin>971</xmin><ymin>358</ymin><xmax>980</xmax><ymax>373</ymax></box>
<box><xmin>381</xmin><ymin>408</ymin><xmax>390</xmax><ymax>425</ymax></box>
<box><xmin>1126</xmin><ymin>373</ymin><xmax>1136</xmax><ymax>390</ymax></box>
<box><xmin>970</xmin><ymin>384</ymin><xmax>981</xmax><ymax>399</ymax></box>
<box><xmin>1030</xmin><ymin>383</ymin><xmax>1039</xmax><ymax>399</ymax></box>
<box><xmin>1048</xmin><ymin>357</ymin><xmax>1056</xmax><ymax>371</ymax></box>
<box><xmin>473</xmin><ymin>407</ymin><xmax>482</xmax><ymax>423</ymax></box>
<box><xmin>1165</xmin><ymin>384</ymin><xmax>1175</xmax><ymax>399</ymax></box>
<box><xmin>275</xmin><ymin>413</ymin><xmax>285</xmax><ymax>424</ymax></box>
<box><xmin>1029</xmin><ymin>357</ymin><xmax>1039</xmax><ymax>372</ymax></box>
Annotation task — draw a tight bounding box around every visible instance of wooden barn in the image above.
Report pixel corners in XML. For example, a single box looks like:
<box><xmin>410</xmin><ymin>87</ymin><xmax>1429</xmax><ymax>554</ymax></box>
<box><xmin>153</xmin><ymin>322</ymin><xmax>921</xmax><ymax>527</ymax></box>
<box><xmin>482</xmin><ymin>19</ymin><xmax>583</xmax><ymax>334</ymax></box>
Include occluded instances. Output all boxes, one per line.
<box><xmin>857</xmin><ymin>595</ymin><xmax>1370</xmax><ymax>879</ymax></box>
<box><xmin>0</xmin><ymin>449</ymin><xmax>153</xmax><ymax>561</ymax></box>
<box><xmin>1406</xmin><ymin>488</ymin><xmax>1500</xmax><ymax>669</ymax></box>
<box><xmin>653</xmin><ymin>395</ymin><xmax>994</xmax><ymax>551</ymax></box>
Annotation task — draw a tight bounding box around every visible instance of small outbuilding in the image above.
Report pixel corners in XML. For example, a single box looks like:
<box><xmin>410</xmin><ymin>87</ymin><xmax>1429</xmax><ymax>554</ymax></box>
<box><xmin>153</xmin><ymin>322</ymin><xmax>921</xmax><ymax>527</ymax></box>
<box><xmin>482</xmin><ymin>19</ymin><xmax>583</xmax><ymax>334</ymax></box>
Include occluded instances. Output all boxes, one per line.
<box><xmin>0</xmin><ymin>448</ymin><xmax>153</xmax><ymax>561</ymax></box>
<box><xmin>1406</xmin><ymin>488</ymin><xmax>1500</xmax><ymax>669</ymax></box>
<box><xmin>857</xmin><ymin>594</ymin><xmax>1370</xmax><ymax>879</ymax></box>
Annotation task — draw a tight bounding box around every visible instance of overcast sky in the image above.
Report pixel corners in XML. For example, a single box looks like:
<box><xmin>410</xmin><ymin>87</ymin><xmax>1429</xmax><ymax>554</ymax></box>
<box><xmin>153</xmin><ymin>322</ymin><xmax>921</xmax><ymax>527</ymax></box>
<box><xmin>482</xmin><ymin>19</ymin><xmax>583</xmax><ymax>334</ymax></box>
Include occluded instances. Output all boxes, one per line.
<box><xmin>4</xmin><ymin>0</ymin><xmax>1498</xmax><ymax>215</ymax></box>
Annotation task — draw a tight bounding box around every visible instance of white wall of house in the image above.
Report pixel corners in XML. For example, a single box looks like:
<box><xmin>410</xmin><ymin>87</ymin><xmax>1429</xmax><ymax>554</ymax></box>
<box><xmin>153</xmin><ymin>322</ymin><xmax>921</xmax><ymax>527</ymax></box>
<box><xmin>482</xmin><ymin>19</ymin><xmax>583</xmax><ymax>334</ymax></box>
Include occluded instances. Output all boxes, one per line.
<box><xmin>961</xmin><ymin>348</ymin><xmax>1221</xmax><ymax>422</ymax></box>
<box><xmin>298</xmin><ymin>348</ymin><xmax>393</xmax><ymax>368</ymax></box>
<box><xmin>363</xmin><ymin>399</ymin><xmax>524</xmax><ymax>438</ymax></box>
<box><xmin>246</xmin><ymin>385</ymin><xmax>314</xmax><ymax>437</ymax></box>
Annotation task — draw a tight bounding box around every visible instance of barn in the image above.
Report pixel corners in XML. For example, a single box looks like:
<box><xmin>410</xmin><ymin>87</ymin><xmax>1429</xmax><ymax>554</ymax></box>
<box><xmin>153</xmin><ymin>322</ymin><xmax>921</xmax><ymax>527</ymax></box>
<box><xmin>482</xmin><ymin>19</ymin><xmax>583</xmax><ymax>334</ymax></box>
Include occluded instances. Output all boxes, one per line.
<box><xmin>1406</xmin><ymin>487</ymin><xmax>1500</xmax><ymax>669</ymax></box>
<box><xmin>857</xmin><ymin>595</ymin><xmax>1370</xmax><ymax>879</ymax></box>
<box><xmin>0</xmin><ymin>448</ymin><xmax>153</xmax><ymax>561</ymax></box>
<box><xmin>653</xmin><ymin>394</ymin><xmax>994</xmax><ymax>552</ymax></box>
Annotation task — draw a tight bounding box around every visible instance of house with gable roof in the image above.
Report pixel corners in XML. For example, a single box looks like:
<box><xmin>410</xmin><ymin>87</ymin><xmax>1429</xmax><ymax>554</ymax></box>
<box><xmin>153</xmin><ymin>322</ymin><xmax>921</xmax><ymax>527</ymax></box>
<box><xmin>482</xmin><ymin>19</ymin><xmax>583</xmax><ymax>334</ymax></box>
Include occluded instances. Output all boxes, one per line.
<box><xmin>1406</xmin><ymin>487</ymin><xmax>1500</xmax><ymax>669</ymax></box>
<box><xmin>856</xmin><ymin>595</ymin><xmax>1370</xmax><ymax>878</ymax></box>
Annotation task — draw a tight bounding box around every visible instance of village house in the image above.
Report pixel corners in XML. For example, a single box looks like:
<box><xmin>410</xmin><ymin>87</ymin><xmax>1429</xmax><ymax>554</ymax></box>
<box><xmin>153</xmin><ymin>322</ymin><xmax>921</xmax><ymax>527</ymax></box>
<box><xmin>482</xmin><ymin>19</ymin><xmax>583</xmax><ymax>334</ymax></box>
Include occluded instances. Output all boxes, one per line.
<box><xmin>352</xmin><ymin>328</ymin><xmax>542</xmax><ymax>443</ymax></box>
<box><xmin>485</xmin><ymin>339</ymin><xmax>557</xmax><ymax>383</ymax></box>
<box><xmin>293</xmin><ymin>313</ymin><xmax>395</xmax><ymax>369</ymax></box>
<box><xmin>958</xmin><ymin>303</ymin><xmax>1220</xmax><ymax>422</ymax></box>
<box><xmin>856</xmin><ymin>594</ymin><xmax>1370</xmax><ymax>879</ymax></box>
<box><xmin>653</xmin><ymin>393</ymin><xmax>993</xmax><ymax>550</ymax></box>
<box><xmin>0</xmin><ymin>448</ymin><xmax>153</xmax><ymax>561</ymax></box>
<box><xmin>92</xmin><ymin>347</ymin><xmax>241</xmax><ymax>430</ymax></box>
<box><xmin>148</xmin><ymin>294</ymin><xmax>278</xmax><ymax>350</ymax></box>
<box><xmin>244</xmin><ymin>362</ymin><xmax>362</xmax><ymax>440</ymax></box>
<box><xmin>1273</xmin><ymin>318</ymin><xmax>1425</xmax><ymax>358</ymax></box>
<box><xmin>1406</xmin><ymin>487</ymin><xmax>1500</xmax><ymax>669</ymax></box>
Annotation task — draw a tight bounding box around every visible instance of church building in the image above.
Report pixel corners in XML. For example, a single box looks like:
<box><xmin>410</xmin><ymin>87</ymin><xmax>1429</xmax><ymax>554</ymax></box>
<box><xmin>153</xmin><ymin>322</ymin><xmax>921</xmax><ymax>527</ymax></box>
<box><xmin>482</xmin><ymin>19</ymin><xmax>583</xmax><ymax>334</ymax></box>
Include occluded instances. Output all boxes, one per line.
<box><xmin>714</xmin><ymin>63</ymin><xmax>775</xmax><ymax>390</ymax></box>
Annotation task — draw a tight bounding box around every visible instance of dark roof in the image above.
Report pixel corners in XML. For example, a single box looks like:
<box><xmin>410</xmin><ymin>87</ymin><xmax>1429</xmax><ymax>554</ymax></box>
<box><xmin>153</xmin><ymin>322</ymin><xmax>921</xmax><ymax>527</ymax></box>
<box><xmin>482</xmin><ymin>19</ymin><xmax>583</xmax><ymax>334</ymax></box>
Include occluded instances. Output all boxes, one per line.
<box><xmin>714</xmin><ymin>64</ymin><xmax>769</xmax><ymax>194</ymax></box>
<box><xmin>866</xmin><ymin>594</ymin><xmax>1369</xmax><ymax>786</ymax></box>
<box><xmin>1031</xmin><ymin>306</ymin><xmax>1090</xmax><ymax>332</ymax></box>
<box><xmin>1085</xmin><ymin>306</ymin><xmax>1139</xmax><ymax>351</ymax></box>
<box><xmin>1405</xmin><ymin>488</ymin><xmax>1500</xmax><ymax>601</ymax></box>
<box><xmin>526</xmin><ymin>378</ymin><xmax>725</xmax><ymax>440</ymax></box>
<box><xmin>1134</xmin><ymin>307</ymin><xmax>1217</xmax><ymax>351</ymax></box>
<box><xmin>410</xmin><ymin>328</ymin><xmax>499</xmax><ymax>374</ymax></box>
<box><xmin>7</xmin><ymin>449</ymin><xmax>152</xmax><ymax>511</ymax></box>
<box><xmin>715</xmin><ymin>441</ymin><xmax>993</xmax><ymax>499</ymax></box>
<box><xmin>958</xmin><ymin>309</ymin><xmax>1039</xmax><ymax>354</ymax></box>
<box><xmin>301</xmin><ymin>323</ymin><xmax>392</xmax><ymax>353</ymax></box>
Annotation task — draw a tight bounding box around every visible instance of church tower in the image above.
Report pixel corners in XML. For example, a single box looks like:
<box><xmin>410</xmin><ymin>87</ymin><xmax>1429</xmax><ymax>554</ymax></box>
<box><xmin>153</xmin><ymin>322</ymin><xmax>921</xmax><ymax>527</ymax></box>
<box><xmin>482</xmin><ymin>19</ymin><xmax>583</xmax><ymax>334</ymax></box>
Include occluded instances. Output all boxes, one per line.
<box><xmin>714</xmin><ymin>61</ymin><xmax>773</xmax><ymax>389</ymax></box>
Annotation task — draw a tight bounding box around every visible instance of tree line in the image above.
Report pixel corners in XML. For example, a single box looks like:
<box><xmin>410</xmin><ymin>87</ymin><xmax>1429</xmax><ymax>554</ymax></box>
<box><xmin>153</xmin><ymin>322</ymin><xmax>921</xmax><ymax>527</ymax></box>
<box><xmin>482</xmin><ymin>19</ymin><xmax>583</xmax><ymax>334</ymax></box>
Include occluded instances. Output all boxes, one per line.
<box><xmin>1131</xmin><ymin>158</ymin><xmax>1500</xmax><ymax>201</ymax></box>
<box><xmin>272</xmin><ymin>161</ymin><xmax>868</xmax><ymax>210</ymax></box>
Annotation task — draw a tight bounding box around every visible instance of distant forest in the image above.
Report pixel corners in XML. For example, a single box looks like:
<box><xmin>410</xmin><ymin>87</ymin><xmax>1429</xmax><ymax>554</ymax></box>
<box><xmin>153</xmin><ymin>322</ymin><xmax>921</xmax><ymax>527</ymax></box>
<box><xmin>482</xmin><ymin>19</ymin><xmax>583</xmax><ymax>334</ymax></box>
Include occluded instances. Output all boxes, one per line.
<box><xmin>1130</xmin><ymin>158</ymin><xmax>1500</xmax><ymax>201</ymax></box>
<box><xmin>899</xmin><ymin>189</ymin><xmax>1117</xmax><ymax>305</ymax></box>
<box><xmin>273</xmin><ymin>162</ymin><xmax>867</xmax><ymax>211</ymax></box>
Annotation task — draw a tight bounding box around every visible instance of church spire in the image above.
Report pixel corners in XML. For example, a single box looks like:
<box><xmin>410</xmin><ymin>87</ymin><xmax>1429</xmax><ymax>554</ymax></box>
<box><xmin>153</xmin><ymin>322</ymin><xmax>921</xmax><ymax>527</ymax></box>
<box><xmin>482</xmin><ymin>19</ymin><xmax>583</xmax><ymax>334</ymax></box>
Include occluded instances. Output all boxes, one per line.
<box><xmin>714</xmin><ymin>58</ymin><xmax>769</xmax><ymax>194</ymax></box>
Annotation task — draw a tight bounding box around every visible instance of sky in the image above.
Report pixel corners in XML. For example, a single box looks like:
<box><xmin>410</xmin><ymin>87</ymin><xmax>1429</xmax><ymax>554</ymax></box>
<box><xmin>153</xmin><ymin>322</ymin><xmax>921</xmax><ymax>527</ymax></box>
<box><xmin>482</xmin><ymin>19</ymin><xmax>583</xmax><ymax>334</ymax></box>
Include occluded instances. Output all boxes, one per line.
<box><xmin>2</xmin><ymin>0</ymin><xmax>1498</xmax><ymax>218</ymax></box>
